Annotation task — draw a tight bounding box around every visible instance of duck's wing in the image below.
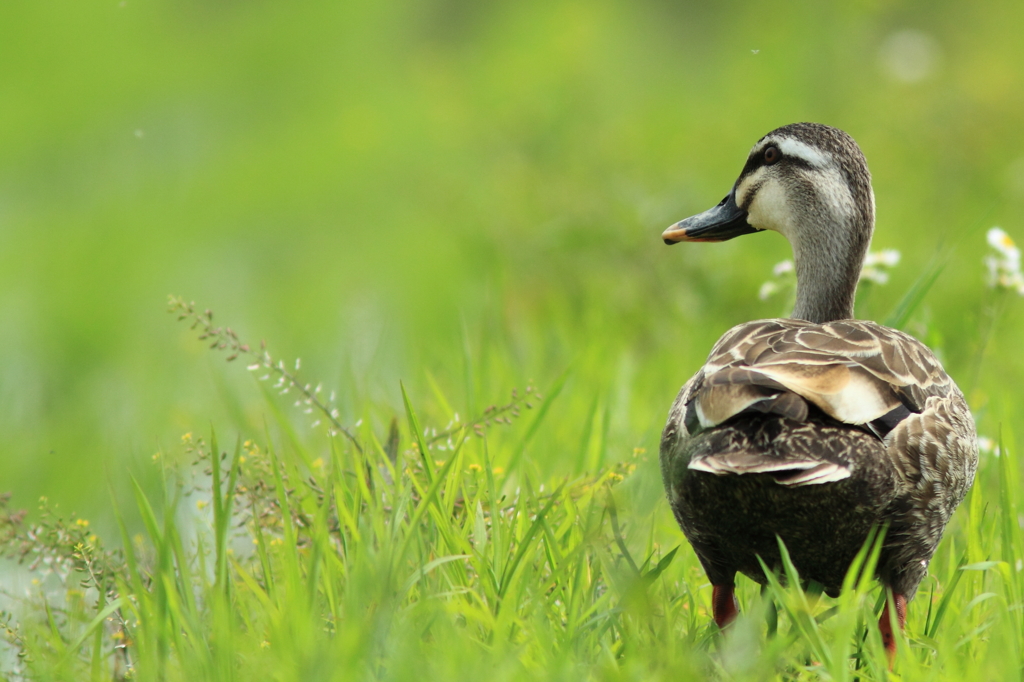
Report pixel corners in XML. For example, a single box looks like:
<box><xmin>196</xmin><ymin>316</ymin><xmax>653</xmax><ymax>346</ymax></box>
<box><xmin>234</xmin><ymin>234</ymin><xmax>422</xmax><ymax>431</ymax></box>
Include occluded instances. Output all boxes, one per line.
<box><xmin>682</xmin><ymin>319</ymin><xmax>959</xmax><ymax>434</ymax></box>
<box><xmin>660</xmin><ymin>318</ymin><xmax>978</xmax><ymax>597</ymax></box>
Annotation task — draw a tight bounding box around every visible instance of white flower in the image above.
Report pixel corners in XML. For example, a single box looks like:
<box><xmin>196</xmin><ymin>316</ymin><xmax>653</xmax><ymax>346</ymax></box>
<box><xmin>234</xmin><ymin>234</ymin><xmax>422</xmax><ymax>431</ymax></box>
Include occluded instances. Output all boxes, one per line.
<box><xmin>758</xmin><ymin>260</ymin><xmax>797</xmax><ymax>300</ymax></box>
<box><xmin>863</xmin><ymin>249</ymin><xmax>901</xmax><ymax>268</ymax></box>
<box><xmin>984</xmin><ymin>227</ymin><xmax>1024</xmax><ymax>295</ymax></box>
<box><xmin>858</xmin><ymin>249</ymin><xmax>901</xmax><ymax>285</ymax></box>
<box><xmin>772</xmin><ymin>260</ymin><xmax>795</xmax><ymax>276</ymax></box>
<box><xmin>988</xmin><ymin>227</ymin><xmax>1020</xmax><ymax>261</ymax></box>
<box><xmin>977</xmin><ymin>435</ymin><xmax>1000</xmax><ymax>458</ymax></box>
<box><xmin>758</xmin><ymin>281</ymin><xmax>781</xmax><ymax>301</ymax></box>
<box><xmin>860</xmin><ymin>267</ymin><xmax>890</xmax><ymax>285</ymax></box>
<box><xmin>758</xmin><ymin>260</ymin><xmax>796</xmax><ymax>301</ymax></box>
<box><xmin>760</xmin><ymin>249</ymin><xmax>900</xmax><ymax>301</ymax></box>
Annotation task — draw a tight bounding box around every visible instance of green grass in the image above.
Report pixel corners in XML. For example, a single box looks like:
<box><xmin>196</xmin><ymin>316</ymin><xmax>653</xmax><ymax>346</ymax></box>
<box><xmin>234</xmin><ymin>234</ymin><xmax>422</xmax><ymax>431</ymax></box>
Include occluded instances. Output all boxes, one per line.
<box><xmin>3</xmin><ymin>0</ymin><xmax>1024</xmax><ymax>679</ymax></box>
<box><xmin>2</xmin><ymin>291</ymin><xmax>1023</xmax><ymax>680</ymax></box>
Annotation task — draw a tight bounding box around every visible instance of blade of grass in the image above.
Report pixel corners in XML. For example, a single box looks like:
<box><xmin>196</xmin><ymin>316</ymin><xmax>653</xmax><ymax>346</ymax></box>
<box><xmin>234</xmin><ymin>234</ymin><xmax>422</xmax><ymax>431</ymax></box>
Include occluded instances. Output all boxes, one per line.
<box><xmin>57</xmin><ymin>599</ymin><xmax>125</xmax><ymax>668</ymax></box>
<box><xmin>927</xmin><ymin>550</ymin><xmax>969</xmax><ymax>639</ymax></box>
<box><xmin>885</xmin><ymin>255</ymin><xmax>946</xmax><ymax>329</ymax></box>
<box><xmin>395</xmin><ymin>453</ymin><xmax>460</xmax><ymax>565</ymax></box>
<box><xmin>497</xmin><ymin>482</ymin><xmax>566</xmax><ymax>600</ymax></box>
<box><xmin>402</xmin><ymin>381</ymin><xmax>436</xmax><ymax>484</ymax></box>
<box><xmin>506</xmin><ymin>368</ymin><xmax>569</xmax><ymax>473</ymax></box>
<box><xmin>212</xmin><ymin>433</ymin><xmax>243</xmax><ymax>595</ymax></box>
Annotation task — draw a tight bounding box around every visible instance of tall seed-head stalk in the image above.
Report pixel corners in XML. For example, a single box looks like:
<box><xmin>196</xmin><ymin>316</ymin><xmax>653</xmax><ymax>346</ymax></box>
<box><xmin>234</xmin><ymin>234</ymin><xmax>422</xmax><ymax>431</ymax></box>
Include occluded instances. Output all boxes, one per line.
<box><xmin>168</xmin><ymin>296</ymin><xmax>364</xmax><ymax>452</ymax></box>
<box><xmin>169</xmin><ymin>296</ymin><xmax>538</xmax><ymax>453</ymax></box>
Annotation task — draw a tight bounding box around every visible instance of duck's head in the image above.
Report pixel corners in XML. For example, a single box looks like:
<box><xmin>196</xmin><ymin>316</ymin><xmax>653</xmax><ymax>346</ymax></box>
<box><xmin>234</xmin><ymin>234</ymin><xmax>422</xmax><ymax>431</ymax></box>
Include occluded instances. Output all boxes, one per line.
<box><xmin>663</xmin><ymin>123</ymin><xmax>876</xmax><ymax>323</ymax></box>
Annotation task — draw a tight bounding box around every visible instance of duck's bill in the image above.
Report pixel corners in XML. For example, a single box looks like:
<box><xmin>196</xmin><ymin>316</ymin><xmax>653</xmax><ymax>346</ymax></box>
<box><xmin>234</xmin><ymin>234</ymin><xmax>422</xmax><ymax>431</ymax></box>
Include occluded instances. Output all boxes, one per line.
<box><xmin>662</xmin><ymin>191</ymin><xmax>760</xmax><ymax>244</ymax></box>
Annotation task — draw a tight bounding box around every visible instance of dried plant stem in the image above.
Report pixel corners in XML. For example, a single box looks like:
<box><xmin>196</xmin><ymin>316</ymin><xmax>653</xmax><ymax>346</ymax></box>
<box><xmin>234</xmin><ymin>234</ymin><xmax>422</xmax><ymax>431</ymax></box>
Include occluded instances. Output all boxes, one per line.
<box><xmin>171</xmin><ymin>295</ymin><xmax>542</xmax><ymax>454</ymax></box>
<box><xmin>168</xmin><ymin>296</ymin><xmax>363</xmax><ymax>453</ymax></box>
<box><xmin>426</xmin><ymin>386</ymin><xmax>538</xmax><ymax>445</ymax></box>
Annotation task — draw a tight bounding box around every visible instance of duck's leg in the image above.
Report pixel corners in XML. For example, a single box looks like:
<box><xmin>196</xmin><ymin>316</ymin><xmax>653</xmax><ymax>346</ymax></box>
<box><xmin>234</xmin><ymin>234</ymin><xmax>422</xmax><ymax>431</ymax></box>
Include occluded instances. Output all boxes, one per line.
<box><xmin>878</xmin><ymin>592</ymin><xmax>907</xmax><ymax>663</ymax></box>
<box><xmin>712</xmin><ymin>584</ymin><xmax>740</xmax><ymax>629</ymax></box>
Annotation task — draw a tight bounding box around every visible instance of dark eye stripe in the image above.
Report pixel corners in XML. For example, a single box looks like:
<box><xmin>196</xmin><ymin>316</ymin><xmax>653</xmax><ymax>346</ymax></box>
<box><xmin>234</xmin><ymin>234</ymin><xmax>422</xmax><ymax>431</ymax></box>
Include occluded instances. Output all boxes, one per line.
<box><xmin>739</xmin><ymin>152</ymin><xmax>766</xmax><ymax>178</ymax></box>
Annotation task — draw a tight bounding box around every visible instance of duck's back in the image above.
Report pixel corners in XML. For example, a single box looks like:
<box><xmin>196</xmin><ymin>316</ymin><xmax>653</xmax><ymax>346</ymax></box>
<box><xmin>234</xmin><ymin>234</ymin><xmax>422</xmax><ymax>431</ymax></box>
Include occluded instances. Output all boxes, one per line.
<box><xmin>660</xmin><ymin>318</ymin><xmax>977</xmax><ymax>598</ymax></box>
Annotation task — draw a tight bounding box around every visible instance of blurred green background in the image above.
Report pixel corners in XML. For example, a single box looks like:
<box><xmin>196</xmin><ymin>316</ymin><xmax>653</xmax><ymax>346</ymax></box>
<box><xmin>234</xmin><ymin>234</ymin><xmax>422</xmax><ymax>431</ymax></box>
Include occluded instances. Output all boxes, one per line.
<box><xmin>2</xmin><ymin>0</ymin><xmax>1023</xmax><ymax>521</ymax></box>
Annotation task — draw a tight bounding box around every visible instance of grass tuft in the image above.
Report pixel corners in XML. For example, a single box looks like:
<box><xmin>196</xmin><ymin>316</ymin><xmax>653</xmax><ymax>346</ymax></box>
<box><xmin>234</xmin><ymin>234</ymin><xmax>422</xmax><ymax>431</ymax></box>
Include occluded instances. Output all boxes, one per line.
<box><xmin>0</xmin><ymin>298</ymin><xmax>1019</xmax><ymax>681</ymax></box>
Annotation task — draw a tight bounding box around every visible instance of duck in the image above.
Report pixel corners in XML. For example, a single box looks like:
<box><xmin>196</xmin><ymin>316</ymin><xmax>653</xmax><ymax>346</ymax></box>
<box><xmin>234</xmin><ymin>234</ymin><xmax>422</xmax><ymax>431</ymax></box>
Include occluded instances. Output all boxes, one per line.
<box><xmin>658</xmin><ymin>122</ymin><xmax>978</xmax><ymax>659</ymax></box>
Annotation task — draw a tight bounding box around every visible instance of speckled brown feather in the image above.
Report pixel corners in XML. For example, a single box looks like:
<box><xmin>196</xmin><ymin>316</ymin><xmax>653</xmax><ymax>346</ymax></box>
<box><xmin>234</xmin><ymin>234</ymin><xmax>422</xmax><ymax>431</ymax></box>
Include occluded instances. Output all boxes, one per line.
<box><xmin>683</xmin><ymin>319</ymin><xmax>955</xmax><ymax>426</ymax></box>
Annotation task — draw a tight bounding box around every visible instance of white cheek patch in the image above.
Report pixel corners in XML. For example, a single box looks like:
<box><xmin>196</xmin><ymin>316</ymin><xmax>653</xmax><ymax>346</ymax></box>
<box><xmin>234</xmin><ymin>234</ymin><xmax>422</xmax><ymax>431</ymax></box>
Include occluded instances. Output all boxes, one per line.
<box><xmin>776</xmin><ymin>138</ymin><xmax>830</xmax><ymax>168</ymax></box>
<box><xmin>745</xmin><ymin>179</ymin><xmax>793</xmax><ymax>236</ymax></box>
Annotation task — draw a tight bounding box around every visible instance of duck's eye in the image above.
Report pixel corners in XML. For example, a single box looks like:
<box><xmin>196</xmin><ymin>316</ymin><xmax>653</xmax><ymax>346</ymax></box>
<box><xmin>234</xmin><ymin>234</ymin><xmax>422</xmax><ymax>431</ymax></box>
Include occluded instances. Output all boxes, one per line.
<box><xmin>764</xmin><ymin>146</ymin><xmax>781</xmax><ymax>165</ymax></box>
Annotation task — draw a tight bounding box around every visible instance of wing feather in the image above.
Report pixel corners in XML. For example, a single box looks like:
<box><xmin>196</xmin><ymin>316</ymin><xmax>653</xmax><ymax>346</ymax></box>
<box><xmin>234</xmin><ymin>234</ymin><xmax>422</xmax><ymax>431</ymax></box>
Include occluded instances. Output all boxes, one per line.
<box><xmin>688</xmin><ymin>319</ymin><xmax>954</xmax><ymax>429</ymax></box>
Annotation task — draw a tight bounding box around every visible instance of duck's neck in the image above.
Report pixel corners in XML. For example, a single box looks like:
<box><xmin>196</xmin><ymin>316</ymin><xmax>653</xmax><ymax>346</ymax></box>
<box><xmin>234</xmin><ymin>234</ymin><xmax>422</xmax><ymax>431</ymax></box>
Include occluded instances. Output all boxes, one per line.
<box><xmin>790</xmin><ymin>221</ymin><xmax>870</xmax><ymax>324</ymax></box>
